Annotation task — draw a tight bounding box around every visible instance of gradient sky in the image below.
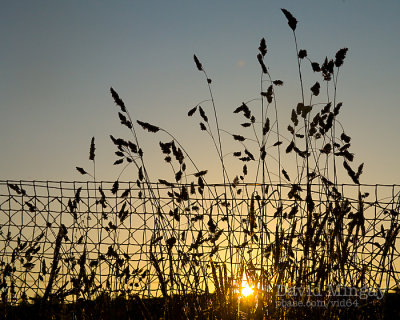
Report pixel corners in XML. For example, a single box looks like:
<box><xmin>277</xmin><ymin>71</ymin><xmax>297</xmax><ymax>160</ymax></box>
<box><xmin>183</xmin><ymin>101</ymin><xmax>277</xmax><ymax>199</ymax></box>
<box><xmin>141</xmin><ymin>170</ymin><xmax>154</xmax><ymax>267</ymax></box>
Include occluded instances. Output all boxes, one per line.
<box><xmin>1</xmin><ymin>0</ymin><xmax>399</xmax><ymax>184</ymax></box>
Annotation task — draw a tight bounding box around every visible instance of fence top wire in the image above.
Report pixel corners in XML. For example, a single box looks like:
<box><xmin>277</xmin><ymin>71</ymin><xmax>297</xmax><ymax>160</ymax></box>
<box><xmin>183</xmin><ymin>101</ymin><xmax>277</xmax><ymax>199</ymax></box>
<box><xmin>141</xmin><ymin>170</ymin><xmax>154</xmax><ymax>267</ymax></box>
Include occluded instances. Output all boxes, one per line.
<box><xmin>2</xmin><ymin>179</ymin><xmax>400</xmax><ymax>186</ymax></box>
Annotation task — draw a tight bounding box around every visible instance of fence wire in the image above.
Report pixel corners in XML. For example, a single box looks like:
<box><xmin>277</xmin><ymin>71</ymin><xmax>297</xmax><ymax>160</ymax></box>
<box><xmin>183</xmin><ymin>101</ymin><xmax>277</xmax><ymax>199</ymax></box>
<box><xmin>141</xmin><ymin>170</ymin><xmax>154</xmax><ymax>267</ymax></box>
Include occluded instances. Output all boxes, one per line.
<box><xmin>0</xmin><ymin>180</ymin><xmax>399</xmax><ymax>304</ymax></box>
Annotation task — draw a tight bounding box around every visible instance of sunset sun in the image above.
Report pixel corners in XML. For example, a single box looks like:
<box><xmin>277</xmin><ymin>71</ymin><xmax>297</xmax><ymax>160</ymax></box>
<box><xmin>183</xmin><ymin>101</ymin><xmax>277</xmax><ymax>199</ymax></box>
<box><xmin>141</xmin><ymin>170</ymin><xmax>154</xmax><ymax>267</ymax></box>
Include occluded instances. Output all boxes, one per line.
<box><xmin>241</xmin><ymin>279</ymin><xmax>254</xmax><ymax>297</ymax></box>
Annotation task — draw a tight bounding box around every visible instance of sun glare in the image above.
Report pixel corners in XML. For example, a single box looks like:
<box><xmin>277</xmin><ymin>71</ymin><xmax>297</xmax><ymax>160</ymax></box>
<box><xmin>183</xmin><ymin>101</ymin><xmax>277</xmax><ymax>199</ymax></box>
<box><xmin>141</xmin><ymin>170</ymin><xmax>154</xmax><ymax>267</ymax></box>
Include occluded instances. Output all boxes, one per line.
<box><xmin>241</xmin><ymin>281</ymin><xmax>254</xmax><ymax>297</ymax></box>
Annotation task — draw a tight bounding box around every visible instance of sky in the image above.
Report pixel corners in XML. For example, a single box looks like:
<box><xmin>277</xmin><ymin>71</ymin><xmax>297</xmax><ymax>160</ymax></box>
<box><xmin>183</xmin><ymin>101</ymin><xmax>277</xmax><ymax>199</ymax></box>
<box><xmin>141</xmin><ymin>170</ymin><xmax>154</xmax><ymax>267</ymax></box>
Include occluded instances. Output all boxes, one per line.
<box><xmin>1</xmin><ymin>0</ymin><xmax>400</xmax><ymax>184</ymax></box>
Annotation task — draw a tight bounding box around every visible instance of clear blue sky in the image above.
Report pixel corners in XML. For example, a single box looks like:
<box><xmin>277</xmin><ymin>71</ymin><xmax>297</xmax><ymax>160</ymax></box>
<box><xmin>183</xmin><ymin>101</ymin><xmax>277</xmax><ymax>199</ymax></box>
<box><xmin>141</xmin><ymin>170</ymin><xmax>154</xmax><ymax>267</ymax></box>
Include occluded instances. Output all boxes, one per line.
<box><xmin>1</xmin><ymin>0</ymin><xmax>399</xmax><ymax>184</ymax></box>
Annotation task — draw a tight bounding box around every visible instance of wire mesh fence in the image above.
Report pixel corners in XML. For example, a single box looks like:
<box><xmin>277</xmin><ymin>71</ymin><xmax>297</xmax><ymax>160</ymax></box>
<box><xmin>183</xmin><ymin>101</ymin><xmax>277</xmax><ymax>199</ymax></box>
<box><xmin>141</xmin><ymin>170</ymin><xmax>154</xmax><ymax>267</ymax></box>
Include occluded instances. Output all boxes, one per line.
<box><xmin>0</xmin><ymin>180</ymin><xmax>399</xmax><ymax>304</ymax></box>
